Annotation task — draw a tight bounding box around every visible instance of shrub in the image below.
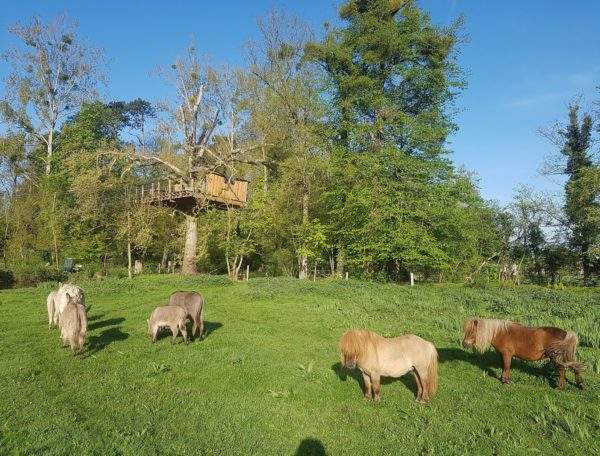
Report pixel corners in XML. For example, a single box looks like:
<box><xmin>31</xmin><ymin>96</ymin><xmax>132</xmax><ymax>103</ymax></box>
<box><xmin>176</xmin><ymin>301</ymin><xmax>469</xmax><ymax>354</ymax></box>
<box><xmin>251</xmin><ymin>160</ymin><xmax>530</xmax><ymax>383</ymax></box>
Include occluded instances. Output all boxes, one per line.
<box><xmin>0</xmin><ymin>269</ymin><xmax>15</xmax><ymax>289</ymax></box>
<box><xmin>12</xmin><ymin>263</ymin><xmax>66</xmax><ymax>287</ymax></box>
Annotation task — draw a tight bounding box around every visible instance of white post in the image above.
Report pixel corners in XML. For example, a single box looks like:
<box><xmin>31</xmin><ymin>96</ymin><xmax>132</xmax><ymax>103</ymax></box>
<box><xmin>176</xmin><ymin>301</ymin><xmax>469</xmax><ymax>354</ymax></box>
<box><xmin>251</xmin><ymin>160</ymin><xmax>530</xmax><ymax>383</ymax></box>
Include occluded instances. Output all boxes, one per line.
<box><xmin>410</xmin><ymin>272</ymin><xmax>414</xmax><ymax>287</ymax></box>
<box><xmin>345</xmin><ymin>271</ymin><xmax>348</xmax><ymax>281</ymax></box>
<box><xmin>246</xmin><ymin>265</ymin><xmax>249</xmax><ymax>282</ymax></box>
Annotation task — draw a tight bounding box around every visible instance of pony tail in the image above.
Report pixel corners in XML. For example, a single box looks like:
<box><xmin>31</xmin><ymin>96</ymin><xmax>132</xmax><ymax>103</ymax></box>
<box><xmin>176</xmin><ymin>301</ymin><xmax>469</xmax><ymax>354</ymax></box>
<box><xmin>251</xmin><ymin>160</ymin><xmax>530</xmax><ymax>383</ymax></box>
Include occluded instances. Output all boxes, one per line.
<box><xmin>426</xmin><ymin>344</ymin><xmax>438</xmax><ymax>397</ymax></box>
<box><xmin>547</xmin><ymin>331</ymin><xmax>584</xmax><ymax>370</ymax></box>
<box><xmin>77</xmin><ymin>305</ymin><xmax>87</xmax><ymax>353</ymax></box>
<box><xmin>563</xmin><ymin>331</ymin><xmax>579</xmax><ymax>361</ymax></box>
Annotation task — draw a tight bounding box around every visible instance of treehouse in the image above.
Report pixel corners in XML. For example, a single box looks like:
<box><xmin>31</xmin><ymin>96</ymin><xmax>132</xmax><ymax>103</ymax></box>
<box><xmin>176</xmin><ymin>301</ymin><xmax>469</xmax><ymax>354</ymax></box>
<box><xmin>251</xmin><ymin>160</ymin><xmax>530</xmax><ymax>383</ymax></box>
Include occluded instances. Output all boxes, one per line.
<box><xmin>138</xmin><ymin>172</ymin><xmax>248</xmax><ymax>213</ymax></box>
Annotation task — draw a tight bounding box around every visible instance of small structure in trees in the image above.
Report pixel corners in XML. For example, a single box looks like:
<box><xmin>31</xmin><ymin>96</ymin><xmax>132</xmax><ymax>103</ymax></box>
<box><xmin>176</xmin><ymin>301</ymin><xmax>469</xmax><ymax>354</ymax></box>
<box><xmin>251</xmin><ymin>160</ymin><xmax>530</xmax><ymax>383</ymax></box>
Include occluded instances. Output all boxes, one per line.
<box><xmin>138</xmin><ymin>172</ymin><xmax>248</xmax><ymax>212</ymax></box>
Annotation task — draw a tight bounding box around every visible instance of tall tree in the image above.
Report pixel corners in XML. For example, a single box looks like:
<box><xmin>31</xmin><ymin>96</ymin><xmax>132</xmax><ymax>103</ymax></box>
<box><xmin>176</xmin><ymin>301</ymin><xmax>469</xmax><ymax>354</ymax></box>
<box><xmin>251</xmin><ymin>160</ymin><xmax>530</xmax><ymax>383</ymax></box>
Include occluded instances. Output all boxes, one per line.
<box><xmin>305</xmin><ymin>0</ymin><xmax>462</xmax><ymax>155</ymax></box>
<box><xmin>305</xmin><ymin>0</ymin><xmax>484</xmax><ymax>281</ymax></box>
<box><xmin>0</xmin><ymin>15</ymin><xmax>105</xmax><ymax>175</ymax></box>
<box><xmin>559</xmin><ymin>105</ymin><xmax>598</xmax><ymax>280</ymax></box>
<box><xmin>242</xmin><ymin>10</ymin><xmax>328</xmax><ymax>279</ymax></box>
<box><xmin>121</xmin><ymin>46</ymin><xmax>259</xmax><ymax>274</ymax></box>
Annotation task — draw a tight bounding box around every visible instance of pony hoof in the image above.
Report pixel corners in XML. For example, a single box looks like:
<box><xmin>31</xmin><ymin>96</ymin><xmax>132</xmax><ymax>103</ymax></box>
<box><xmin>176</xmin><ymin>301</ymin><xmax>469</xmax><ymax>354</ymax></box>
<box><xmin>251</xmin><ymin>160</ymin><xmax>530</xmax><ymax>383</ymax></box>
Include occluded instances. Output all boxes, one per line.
<box><xmin>577</xmin><ymin>384</ymin><xmax>584</xmax><ymax>390</ymax></box>
<box><xmin>363</xmin><ymin>396</ymin><xmax>372</xmax><ymax>401</ymax></box>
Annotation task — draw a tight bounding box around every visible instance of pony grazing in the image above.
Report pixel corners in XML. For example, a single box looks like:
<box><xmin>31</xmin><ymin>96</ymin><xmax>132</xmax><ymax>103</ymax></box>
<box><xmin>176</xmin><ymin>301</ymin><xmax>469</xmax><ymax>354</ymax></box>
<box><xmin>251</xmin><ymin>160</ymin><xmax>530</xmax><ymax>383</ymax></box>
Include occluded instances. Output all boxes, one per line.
<box><xmin>339</xmin><ymin>330</ymin><xmax>438</xmax><ymax>403</ymax></box>
<box><xmin>168</xmin><ymin>291</ymin><xmax>204</xmax><ymax>338</ymax></box>
<box><xmin>59</xmin><ymin>292</ymin><xmax>88</xmax><ymax>355</ymax></box>
<box><xmin>462</xmin><ymin>318</ymin><xmax>584</xmax><ymax>389</ymax></box>
<box><xmin>54</xmin><ymin>284</ymin><xmax>85</xmax><ymax>326</ymax></box>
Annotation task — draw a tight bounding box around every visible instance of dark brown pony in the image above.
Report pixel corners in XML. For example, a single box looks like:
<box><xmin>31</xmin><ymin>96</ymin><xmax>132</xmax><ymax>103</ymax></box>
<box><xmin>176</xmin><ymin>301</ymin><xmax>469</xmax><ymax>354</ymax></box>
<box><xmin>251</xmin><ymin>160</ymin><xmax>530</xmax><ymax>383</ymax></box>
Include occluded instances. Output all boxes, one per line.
<box><xmin>462</xmin><ymin>318</ymin><xmax>584</xmax><ymax>389</ymax></box>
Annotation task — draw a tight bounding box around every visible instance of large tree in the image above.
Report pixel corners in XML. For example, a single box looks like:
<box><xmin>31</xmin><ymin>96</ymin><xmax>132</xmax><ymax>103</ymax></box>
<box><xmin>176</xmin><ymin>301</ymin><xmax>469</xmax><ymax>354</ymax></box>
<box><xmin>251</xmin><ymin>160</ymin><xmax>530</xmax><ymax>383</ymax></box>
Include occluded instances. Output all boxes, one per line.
<box><xmin>122</xmin><ymin>46</ymin><xmax>260</xmax><ymax>274</ymax></box>
<box><xmin>559</xmin><ymin>105</ymin><xmax>599</xmax><ymax>280</ymax></box>
<box><xmin>241</xmin><ymin>10</ymin><xmax>328</xmax><ymax>279</ymax></box>
<box><xmin>0</xmin><ymin>15</ymin><xmax>105</xmax><ymax>175</ymax></box>
<box><xmin>305</xmin><ymin>0</ymin><xmax>488</xmax><ymax>280</ymax></box>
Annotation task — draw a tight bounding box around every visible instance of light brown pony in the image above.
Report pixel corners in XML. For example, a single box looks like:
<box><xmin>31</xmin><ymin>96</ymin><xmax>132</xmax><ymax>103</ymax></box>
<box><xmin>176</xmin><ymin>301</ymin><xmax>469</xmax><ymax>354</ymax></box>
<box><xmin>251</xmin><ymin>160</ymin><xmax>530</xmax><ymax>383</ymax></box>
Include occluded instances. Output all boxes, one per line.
<box><xmin>462</xmin><ymin>318</ymin><xmax>584</xmax><ymax>389</ymax></box>
<box><xmin>59</xmin><ymin>292</ymin><xmax>87</xmax><ymax>355</ymax></box>
<box><xmin>168</xmin><ymin>291</ymin><xmax>204</xmax><ymax>338</ymax></box>
<box><xmin>339</xmin><ymin>330</ymin><xmax>438</xmax><ymax>403</ymax></box>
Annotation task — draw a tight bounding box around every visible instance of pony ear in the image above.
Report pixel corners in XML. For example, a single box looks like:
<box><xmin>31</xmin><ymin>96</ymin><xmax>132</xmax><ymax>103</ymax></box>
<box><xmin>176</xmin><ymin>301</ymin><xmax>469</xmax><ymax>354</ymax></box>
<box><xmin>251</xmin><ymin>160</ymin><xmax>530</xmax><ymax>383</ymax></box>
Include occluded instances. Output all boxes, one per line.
<box><xmin>65</xmin><ymin>292</ymin><xmax>71</xmax><ymax>300</ymax></box>
<box><xmin>473</xmin><ymin>319</ymin><xmax>478</xmax><ymax>326</ymax></box>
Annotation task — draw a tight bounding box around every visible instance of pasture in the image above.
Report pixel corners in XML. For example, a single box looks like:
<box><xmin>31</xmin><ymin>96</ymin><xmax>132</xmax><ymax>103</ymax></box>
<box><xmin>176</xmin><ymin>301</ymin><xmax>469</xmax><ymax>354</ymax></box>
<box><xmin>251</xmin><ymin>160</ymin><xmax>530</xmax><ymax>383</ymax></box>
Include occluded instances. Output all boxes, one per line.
<box><xmin>0</xmin><ymin>276</ymin><xmax>598</xmax><ymax>455</ymax></box>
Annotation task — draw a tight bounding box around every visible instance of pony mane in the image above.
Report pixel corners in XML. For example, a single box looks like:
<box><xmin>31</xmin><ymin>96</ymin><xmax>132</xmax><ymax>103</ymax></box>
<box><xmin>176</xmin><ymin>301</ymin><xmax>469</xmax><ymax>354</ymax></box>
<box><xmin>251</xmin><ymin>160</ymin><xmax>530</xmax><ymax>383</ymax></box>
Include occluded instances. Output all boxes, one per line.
<box><xmin>465</xmin><ymin>318</ymin><xmax>512</xmax><ymax>352</ymax></box>
<box><xmin>339</xmin><ymin>330</ymin><xmax>376</xmax><ymax>365</ymax></box>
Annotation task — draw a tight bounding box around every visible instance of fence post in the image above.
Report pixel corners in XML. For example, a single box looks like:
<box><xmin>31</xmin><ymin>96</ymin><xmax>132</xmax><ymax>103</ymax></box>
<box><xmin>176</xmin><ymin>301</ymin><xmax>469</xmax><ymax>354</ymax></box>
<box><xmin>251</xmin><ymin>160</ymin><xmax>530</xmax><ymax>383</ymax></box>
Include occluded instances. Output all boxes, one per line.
<box><xmin>246</xmin><ymin>265</ymin><xmax>249</xmax><ymax>282</ymax></box>
<box><xmin>410</xmin><ymin>272</ymin><xmax>414</xmax><ymax>287</ymax></box>
<box><xmin>345</xmin><ymin>272</ymin><xmax>348</xmax><ymax>281</ymax></box>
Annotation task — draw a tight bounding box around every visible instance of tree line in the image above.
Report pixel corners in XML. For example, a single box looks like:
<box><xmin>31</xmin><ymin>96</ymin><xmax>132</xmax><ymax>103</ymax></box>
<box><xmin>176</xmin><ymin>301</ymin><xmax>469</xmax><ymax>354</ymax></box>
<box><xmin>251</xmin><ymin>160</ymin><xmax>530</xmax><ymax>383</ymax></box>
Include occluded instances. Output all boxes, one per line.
<box><xmin>0</xmin><ymin>0</ymin><xmax>598</xmax><ymax>287</ymax></box>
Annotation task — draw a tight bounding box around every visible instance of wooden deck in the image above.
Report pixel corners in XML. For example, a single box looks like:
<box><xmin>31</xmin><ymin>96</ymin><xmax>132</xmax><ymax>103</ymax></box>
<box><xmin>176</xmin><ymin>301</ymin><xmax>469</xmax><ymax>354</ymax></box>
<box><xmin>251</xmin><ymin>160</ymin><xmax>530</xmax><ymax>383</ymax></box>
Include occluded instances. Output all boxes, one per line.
<box><xmin>138</xmin><ymin>173</ymin><xmax>248</xmax><ymax>211</ymax></box>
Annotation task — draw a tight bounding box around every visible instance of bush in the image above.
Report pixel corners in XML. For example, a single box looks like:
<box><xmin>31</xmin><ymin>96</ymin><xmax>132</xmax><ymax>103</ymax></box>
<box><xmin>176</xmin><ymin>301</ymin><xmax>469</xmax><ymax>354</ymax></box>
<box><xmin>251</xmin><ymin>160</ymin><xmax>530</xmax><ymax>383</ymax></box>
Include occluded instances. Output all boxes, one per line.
<box><xmin>0</xmin><ymin>269</ymin><xmax>15</xmax><ymax>289</ymax></box>
<box><xmin>12</xmin><ymin>263</ymin><xmax>66</xmax><ymax>287</ymax></box>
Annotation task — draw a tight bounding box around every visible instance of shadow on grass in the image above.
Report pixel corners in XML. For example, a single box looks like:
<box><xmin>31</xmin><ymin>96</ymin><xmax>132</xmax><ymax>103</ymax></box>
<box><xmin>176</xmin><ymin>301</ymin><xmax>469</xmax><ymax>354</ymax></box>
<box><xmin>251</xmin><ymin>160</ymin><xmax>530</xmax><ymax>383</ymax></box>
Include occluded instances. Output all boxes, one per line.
<box><xmin>203</xmin><ymin>321</ymin><xmax>223</xmax><ymax>338</ymax></box>
<box><xmin>438</xmin><ymin>347</ymin><xmax>557</xmax><ymax>386</ymax></box>
<box><xmin>331</xmin><ymin>362</ymin><xmax>419</xmax><ymax>400</ymax></box>
<box><xmin>88</xmin><ymin>317</ymin><xmax>125</xmax><ymax>331</ymax></box>
<box><xmin>295</xmin><ymin>438</ymin><xmax>326</xmax><ymax>456</ymax></box>
<box><xmin>87</xmin><ymin>313</ymin><xmax>106</xmax><ymax>322</ymax></box>
<box><xmin>87</xmin><ymin>327</ymin><xmax>129</xmax><ymax>354</ymax></box>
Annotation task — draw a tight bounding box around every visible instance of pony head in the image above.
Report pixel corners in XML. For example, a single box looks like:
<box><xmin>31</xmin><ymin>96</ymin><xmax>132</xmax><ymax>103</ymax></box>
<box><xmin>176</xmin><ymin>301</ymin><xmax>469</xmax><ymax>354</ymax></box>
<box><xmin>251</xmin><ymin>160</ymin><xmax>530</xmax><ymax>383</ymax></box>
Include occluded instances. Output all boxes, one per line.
<box><xmin>462</xmin><ymin>318</ymin><xmax>478</xmax><ymax>348</ymax></box>
<box><xmin>339</xmin><ymin>330</ymin><xmax>368</xmax><ymax>369</ymax></box>
<box><xmin>462</xmin><ymin>318</ymin><xmax>511</xmax><ymax>352</ymax></box>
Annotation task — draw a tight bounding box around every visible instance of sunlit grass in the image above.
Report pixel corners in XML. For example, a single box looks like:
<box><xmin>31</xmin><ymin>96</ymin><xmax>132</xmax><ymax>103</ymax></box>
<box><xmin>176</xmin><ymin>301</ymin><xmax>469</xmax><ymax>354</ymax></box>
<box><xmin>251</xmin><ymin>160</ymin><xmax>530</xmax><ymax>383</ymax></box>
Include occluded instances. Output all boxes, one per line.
<box><xmin>0</xmin><ymin>276</ymin><xmax>598</xmax><ymax>455</ymax></box>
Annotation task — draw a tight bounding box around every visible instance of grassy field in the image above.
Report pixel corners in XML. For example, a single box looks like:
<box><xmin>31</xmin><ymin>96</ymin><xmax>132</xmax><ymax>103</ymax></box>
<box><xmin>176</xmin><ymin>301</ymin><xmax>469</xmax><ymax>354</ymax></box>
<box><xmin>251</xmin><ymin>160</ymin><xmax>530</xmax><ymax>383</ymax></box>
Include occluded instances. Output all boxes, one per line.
<box><xmin>0</xmin><ymin>276</ymin><xmax>599</xmax><ymax>455</ymax></box>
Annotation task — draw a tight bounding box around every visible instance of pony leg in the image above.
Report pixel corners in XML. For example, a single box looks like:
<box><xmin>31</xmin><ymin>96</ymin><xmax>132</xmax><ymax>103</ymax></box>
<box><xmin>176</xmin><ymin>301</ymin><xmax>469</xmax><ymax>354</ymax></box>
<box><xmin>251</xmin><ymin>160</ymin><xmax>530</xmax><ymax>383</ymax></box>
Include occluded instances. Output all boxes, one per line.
<box><xmin>371</xmin><ymin>373</ymin><xmax>381</xmax><ymax>401</ymax></box>
<box><xmin>555</xmin><ymin>364</ymin><xmax>566</xmax><ymax>390</ymax></box>
<box><xmin>361</xmin><ymin>373</ymin><xmax>372</xmax><ymax>400</ymax></box>
<box><xmin>413</xmin><ymin>370</ymin><xmax>424</xmax><ymax>403</ymax></box>
<box><xmin>573</xmin><ymin>366</ymin><xmax>583</xmax><ymax>389</ymax></box>
<box><xmin>180</xmin><ymin>324</ymin><xmax>188</xmax><ymax>344</ymax></box>
<box><xmin>171</xmin><ymin>325</ymin><xmax>179</xmax><ymax>343</ymax></box>
<box><xmin>501</xmin><ymin>352</ymin><xmax>512</xmax><ymax>384</ymax></box>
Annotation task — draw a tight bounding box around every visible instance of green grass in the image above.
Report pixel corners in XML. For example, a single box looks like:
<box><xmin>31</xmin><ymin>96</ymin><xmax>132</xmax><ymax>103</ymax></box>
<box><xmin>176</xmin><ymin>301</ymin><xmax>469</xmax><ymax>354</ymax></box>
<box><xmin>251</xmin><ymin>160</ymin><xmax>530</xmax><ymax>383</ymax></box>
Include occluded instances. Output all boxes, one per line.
<box><xmin>0</xmin><ymin>276</ymin><xmax>599</xmax><ymax>455</ymax></box>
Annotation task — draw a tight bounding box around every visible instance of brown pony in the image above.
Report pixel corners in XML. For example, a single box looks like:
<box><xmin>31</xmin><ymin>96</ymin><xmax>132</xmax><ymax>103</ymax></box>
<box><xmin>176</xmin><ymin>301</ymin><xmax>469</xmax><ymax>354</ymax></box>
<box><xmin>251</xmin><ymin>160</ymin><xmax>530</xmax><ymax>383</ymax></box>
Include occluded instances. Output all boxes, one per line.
<box><xmin>462</xmin><ymin>318</ymin><xmax>584</xmax><ymax>389</ymax></box>
<box><xmin>339</xmin><ymin>330</ymin><xmax>438</xmax><ymax>403</ymax></box>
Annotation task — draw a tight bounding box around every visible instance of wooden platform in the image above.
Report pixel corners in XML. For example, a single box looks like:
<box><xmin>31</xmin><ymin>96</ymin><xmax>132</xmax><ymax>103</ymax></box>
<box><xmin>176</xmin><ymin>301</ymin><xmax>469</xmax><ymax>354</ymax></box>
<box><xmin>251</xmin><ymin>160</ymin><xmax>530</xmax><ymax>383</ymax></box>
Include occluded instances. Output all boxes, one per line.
<box><xmin>138</xmin><ymin>172</ymin><xmax>248</xmax><ymax>211</ymax></box>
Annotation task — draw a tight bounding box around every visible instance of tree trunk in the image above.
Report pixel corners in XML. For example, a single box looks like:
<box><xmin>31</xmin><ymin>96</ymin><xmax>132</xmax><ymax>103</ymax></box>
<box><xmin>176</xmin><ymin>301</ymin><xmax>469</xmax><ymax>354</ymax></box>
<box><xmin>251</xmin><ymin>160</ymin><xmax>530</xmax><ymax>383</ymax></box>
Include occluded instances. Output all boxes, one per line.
<box><xmin>160</xmin><ymin>248</ymin><xmax>168</xmax><ymax>272</ymax></box>
<box><xmin>50</xmin><ymin>192</ymin><xmax>59</xmax><ymax>268</ymax></box>
<box><xmin>262</xmin><ymin>146</ymin><xmax>268</xmax><ymax>193</ymax></box>
<box><xmin>127</xmin><ymin>241</ymin><xmax>132</xmax><ymax>279</ymax></box>
<box><xmin>336</xmin><ymin>245</ymin><xmax>346</xmax><ymax>278</ymax></box>
<box><xmin>45</xmin><ymin>129</ymin><xmax>54</xmax><ymax>175</ymax></box>
<box><xmin>299</xmin><ymin>192</ymin><xmax>309</xmax><ymax>279</ymax></box>
<box><xmin>182</xmin><ymin>214</ymin><xmax>198</xmax><ymax>274</ymax></box>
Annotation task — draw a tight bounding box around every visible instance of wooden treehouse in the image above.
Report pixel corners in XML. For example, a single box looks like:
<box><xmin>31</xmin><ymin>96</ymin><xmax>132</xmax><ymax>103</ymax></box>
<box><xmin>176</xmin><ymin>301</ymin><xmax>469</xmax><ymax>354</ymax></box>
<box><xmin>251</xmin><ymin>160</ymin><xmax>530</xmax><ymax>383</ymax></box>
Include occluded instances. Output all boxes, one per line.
<box><xmin>138</xmin><ymin>172</ymin><xmax>249</xmax><ymax>213</ymax></box>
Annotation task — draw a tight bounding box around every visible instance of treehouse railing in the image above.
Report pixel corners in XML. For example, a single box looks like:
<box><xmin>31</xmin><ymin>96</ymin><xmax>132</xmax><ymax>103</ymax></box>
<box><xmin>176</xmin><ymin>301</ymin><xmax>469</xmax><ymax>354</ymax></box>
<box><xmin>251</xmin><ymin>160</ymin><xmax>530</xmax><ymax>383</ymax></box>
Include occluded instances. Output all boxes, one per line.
<box><xmin>137</xmin><ymin>172</ymin><xmax>248</xmax><ymax>209</ymax></box>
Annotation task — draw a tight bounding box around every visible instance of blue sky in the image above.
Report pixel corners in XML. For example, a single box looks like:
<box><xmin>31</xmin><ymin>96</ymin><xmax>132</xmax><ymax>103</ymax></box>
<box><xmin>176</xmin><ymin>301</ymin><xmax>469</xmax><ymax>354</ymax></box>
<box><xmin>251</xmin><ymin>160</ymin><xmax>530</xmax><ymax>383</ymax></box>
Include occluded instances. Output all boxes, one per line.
<box><xmin>1</xmin><ymin>1</ymin><xmax>599</xmax><ymax>204</ymax></box>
